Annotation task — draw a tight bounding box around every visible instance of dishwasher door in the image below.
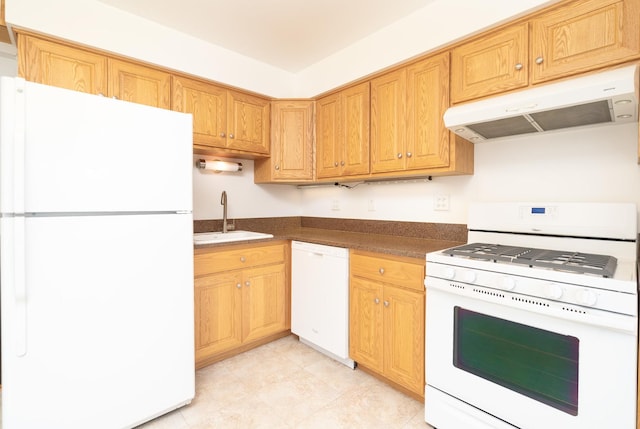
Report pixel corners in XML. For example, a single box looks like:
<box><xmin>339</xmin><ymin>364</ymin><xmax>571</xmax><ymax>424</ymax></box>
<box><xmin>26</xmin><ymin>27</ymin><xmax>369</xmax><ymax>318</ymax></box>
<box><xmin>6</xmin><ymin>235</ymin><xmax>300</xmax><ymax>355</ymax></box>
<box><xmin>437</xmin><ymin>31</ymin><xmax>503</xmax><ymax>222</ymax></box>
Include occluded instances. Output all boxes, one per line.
<box><xmin>291</xmin><ymin>241</ymin><xmax>354</xmax><ymax>368</ymax></box>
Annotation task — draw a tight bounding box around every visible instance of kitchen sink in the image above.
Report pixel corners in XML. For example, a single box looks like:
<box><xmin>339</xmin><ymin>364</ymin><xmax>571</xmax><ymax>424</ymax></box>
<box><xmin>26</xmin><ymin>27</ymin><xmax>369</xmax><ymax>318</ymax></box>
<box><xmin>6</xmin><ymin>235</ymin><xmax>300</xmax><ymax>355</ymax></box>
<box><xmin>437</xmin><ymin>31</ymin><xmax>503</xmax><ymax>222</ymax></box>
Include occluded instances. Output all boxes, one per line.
<box><xmin>193</xmin><ymin>230</ymin><xmax>274</xmax><ymax>244</ymax></box>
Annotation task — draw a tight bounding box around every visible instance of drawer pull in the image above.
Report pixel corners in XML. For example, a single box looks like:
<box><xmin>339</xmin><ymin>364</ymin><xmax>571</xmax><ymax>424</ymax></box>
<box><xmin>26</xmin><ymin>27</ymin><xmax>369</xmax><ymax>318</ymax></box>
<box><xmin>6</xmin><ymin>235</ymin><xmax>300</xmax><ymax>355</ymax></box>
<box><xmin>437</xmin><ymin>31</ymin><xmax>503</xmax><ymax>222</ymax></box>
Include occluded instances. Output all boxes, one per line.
<box><xmin>379</xmin><ymin>267</ymin><xmax>385</xmax><ymax>275</ymax></box>
<box><xmin>240</xmin><ymin>256</ymin><xmax>246</xmax><ymax>263</ymax></box>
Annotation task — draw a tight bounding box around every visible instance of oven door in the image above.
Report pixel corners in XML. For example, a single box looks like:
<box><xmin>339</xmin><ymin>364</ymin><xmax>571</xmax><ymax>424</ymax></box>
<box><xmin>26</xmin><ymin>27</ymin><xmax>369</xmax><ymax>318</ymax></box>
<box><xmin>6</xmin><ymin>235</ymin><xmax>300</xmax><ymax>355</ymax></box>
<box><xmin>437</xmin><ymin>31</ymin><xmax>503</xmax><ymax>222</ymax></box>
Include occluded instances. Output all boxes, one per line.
<box><xmin>425</xmin><ymin>277</ymin><xmax>637</xmax><ymax>429</ymax></box>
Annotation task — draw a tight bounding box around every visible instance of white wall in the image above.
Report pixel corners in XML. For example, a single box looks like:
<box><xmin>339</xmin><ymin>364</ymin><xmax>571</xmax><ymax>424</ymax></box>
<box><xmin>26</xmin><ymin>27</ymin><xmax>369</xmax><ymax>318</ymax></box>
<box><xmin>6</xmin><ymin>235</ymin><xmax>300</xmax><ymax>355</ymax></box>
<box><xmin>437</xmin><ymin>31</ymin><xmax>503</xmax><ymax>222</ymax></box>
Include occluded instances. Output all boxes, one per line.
<box><xmin>5</xmin><ymin>0</ymin><xmax>557</xmax><ymax>98</ymax></box>
<box><xmin>301</xmin><ymin>123</ymin><xmax>640</xmax><ymax>227</ymax></box>
<box><xmin>192</xmin><ymin>157</ymin><xmax>301</xmax><ymax>220</ymax></box>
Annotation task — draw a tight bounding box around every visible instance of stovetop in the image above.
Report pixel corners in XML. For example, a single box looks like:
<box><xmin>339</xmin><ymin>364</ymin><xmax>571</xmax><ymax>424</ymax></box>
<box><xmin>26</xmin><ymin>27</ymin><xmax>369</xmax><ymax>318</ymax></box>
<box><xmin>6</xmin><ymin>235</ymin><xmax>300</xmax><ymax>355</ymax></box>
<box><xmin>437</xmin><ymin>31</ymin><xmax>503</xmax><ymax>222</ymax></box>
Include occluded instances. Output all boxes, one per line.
<box><xmin>444</xmin><ymin>243</ymin><xmax>618</xmax><ymax>278</ymax></box>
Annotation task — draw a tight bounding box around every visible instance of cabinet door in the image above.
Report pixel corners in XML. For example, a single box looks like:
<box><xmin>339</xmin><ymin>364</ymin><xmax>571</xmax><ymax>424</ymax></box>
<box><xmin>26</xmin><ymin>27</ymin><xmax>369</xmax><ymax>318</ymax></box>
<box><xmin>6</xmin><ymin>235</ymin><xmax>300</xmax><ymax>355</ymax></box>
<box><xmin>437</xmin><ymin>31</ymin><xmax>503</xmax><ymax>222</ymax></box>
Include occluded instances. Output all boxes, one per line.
<box><xmin>341</xmin><ymin>82</ymin><xmax>371</xmax><ymax>176</ymax></box>
<box><xmin>349</xmin><ymin>277</ymin><xmax>384</xmax><ymax>372</ymax></box>
<box><xmin>108</xmin><ymin>59</ymin><xmax>171</xmax><ymax>109</ymax></box>
<box><xmin>227</xmin><ymin>91</ymin><xmax>270</xmax><ymax>155</ymax></box>
<box><xmin>531</xmin><ymin>0</ymin><xmax>640</xmax><ymax>83</ymax></box>
<box><xmin>406</xmin><ymin>53</ymin><xmax>450</xmax><ymax>170</ymax></box>
<box><xmin>18</xmin><ymin>35</ymin><xmax>107</xmax><ymax>95</ymax></box>
<box><xmin>194</xmin><ymin>272</ymin><xmax>243</xmax><ymax>364</ymax></box>
<box><xmin>172</xmin><ymin>76</ymin><xmax>227</xmax><ymax>149</ymax></box>
<box><xmin>242</xmin><ymin>263</ymin><xmax>287</xmax><ymax>343</ymax></box>
<box><xmin>451</xmin><ymin>22</ymin><xmax>528</xmax><ymax>103</ymax></box>
<box><xmin>316</xmin><ymin>93</ymin><xmax>342</xmax><ymax>178</ymax></box>
<box><xmin>371</xmin><ymin>69</ymin><xmax>407</xmax><ymax>173</ymax></box>
<box><xmin>383</xmin><ymin>285</ymin><xmax>425</xmax><ymax>395</ymax></box>
<box><xmin>270</xmin><ymin>100</ymin><xmax>314</xmax><ymax>180</ymax></box>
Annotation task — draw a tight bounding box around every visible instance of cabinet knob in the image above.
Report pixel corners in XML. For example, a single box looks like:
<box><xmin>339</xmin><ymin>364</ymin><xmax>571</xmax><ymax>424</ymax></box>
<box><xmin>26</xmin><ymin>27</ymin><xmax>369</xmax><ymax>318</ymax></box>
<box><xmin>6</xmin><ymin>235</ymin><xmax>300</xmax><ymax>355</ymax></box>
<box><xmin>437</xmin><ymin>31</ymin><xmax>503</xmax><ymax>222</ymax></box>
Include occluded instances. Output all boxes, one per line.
<box><xmin>229</xmin><ymin>133</ymin><xmax>235</xmax><ymax>139</ymax></box>
<box><xmin>274</xmin><ymin>164</ymin><xmax>280</xmax><ymax>170</ymax></box>
<box><xmin>379</xmin><ymin>267</ymin><xmax>385</xmax><ymax>275</ymax></box>
<box><xmin>220</xmin><ymin>132</ymin><xmax>226</xmax><ymax>138</ymax></box>
<box><xmin>334</xmin><ymin>161</ymin><xmax>339</xmax><ymax>167</ymax></box>
<box><xmin>236</xmin><ymin>283</ymin><xmax>242</xmax><ymax>289</ymax></box>
<box><xmin>240</xmin><ymin>256</ymin><xmax>246</xmax><ymax>263</ymax></box>
<box><xmin>383</xmin><ymin>300</ymin><xmax>390</xmax><ymax>307</ymax></box>
<box><xmin>406</xmin><ymin>152</ymin><xmax>412</xmax><ymax>158</ymax></box>
<box><xmin>535</xmin><ymin>57</ymin><xmax>544</xmax><ymax>65</ymax></box>
<box><xmin>515</xmin><ymin>63</ymin><xmax>523</xmax><ymax>70</ymax></box>
<box><xmin>340</xmin><ymin>160</ymin><xmax>345</xmax><ymax>166</ymax></box>
<box><xmin>374</xmin><ymin>298</ymin><xmax>380</xmax><ymax>304</ymax></box>
<box><xmin>245</xmin><ymin>281</ymin><xmax>250</xmax><ymax>287</ymax></box>
<box><xmin>112</xmin><ymin>96</ymin><xmax>118</xmax><ymax>100</ymax></box>
<box><xmin>397</xmin><ymin>153</ymin><xmax>403</xmax><ymax>159</ymax></box>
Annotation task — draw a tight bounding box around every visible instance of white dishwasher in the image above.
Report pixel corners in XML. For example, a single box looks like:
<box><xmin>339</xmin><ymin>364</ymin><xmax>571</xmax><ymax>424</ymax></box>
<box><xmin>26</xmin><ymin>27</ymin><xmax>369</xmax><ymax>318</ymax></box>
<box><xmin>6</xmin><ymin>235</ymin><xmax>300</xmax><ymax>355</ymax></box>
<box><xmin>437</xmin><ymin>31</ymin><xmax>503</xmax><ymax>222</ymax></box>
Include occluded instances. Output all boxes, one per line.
<box><xmin>291</xmin><ymin>241</ymin><xmax>355</xmax><ymax>368</ymax></box>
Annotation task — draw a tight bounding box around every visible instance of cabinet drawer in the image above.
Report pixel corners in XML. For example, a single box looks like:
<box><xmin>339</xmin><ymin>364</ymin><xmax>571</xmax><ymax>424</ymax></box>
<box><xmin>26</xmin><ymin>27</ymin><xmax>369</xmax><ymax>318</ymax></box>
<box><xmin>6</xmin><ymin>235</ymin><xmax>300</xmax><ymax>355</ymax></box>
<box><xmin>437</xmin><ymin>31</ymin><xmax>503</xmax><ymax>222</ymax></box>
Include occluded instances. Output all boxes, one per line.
<box><xmin>195</xmin><ymin>243</ymin><xmax>285</xmax><ymax>276</ymax></box>
<box><xmin>350</xmin><ymin>251</ymin><xmax>425</xmax><ymax>292</ymax></box>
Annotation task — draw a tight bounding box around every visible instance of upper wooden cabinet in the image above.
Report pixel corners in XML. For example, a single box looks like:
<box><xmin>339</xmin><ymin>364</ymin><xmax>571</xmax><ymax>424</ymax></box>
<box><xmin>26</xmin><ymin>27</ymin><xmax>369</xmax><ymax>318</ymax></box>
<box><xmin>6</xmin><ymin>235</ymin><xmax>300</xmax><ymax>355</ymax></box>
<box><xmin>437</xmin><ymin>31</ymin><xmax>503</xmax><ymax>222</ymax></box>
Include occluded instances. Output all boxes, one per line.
<box><xmin>530</xmin><ymin>0</ymin><xmax>640</xmax><ymax>84</ymax></box>
<box><xmin>19</xmin><ymin>33</ymin><xmax>172</xmax><ymax>110</ymax></box>
<box><xmin>254</xmin><ymin>100</ymin><xmax>315</xmax><ymax>183</ymax></box>
<box><xmin>1</xmin><ymin>0</ymin><xmax>12</xmax><ymax>44</ymax></box>
<box><xmin>452</xmin><ymin>0</ymin><xmax>640</xmax><ymax>103</ymax></box>
<box><xmin>316</xmin><ymin>82</ymin><xmax>370</xmax><ymax>179</ymax></box>
<box><xmin>451</xmin><ymin>23</ymin><xmax>528</xmax><ymax>104</ymax></box>
<box><xmin>18</xmin><ymin>34</ymin><xmax>108</xmax><ymax>95</ymax></box>
<box><xmin>371</xmin><ymin>53</ymin><xmax>450</xmax><ymax>173</ymax></box>
<box><xmin>108</xmin><ymin>59</ymin><xmax>171</xmax><ymax>109</ymax></box>
<box><xmin>172</xmin><ymin>75</ymin><xmax>270</xmax><ymax>157</ymax></box>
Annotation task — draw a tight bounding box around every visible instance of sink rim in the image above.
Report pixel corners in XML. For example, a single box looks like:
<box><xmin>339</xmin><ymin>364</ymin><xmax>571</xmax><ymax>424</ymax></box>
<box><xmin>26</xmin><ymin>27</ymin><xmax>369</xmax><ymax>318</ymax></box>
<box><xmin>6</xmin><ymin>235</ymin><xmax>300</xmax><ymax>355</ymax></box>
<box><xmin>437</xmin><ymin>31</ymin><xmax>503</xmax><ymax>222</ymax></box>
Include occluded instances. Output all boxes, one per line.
<box><xmin>193</xmin><ymin>230</ymin><xmax>274</xmax><ymax>244</ymax></box>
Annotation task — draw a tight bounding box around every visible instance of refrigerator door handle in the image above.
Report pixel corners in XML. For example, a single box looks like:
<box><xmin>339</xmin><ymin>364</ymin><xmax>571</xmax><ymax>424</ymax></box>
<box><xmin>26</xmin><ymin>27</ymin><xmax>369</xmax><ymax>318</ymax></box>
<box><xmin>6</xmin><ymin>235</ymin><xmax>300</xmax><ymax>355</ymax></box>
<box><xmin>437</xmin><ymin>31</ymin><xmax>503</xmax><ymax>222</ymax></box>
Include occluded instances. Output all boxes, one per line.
<box><xmin>14</xmin><ymin>216</ymin><xmax>27</xmax><ymax>357</ymax></box>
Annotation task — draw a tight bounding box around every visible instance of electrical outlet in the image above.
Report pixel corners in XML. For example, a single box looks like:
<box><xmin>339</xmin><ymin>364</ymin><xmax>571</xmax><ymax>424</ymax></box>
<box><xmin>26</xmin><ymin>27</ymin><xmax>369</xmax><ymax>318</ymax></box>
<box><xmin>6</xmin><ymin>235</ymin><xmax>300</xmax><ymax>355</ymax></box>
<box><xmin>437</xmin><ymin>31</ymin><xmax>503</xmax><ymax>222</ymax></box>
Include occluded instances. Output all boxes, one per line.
<box><xmin>434</xmin><ymin>194</ymin><xmax>450</xmax><ymax>211</ymax></box>
<box><xmin>331</xmin><ymin>199</ymin><xmax>340</xmax><ymax>211</ymax></box>
<box><xmin>368</xmin><ymin>199</ymin><xmax>376</xmax><ymax>212</ymax></box>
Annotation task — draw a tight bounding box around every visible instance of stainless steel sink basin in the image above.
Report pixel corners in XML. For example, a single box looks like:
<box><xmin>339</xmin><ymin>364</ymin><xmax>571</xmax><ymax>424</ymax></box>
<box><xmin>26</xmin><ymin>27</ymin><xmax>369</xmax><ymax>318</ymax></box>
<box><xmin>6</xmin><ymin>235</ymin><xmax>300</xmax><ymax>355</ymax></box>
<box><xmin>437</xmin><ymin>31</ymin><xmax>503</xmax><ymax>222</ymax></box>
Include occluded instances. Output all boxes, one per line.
<box><xmin>193</xmin><ymin>230</ymin><xmax>274</xmax><ymax>245</ymax></box>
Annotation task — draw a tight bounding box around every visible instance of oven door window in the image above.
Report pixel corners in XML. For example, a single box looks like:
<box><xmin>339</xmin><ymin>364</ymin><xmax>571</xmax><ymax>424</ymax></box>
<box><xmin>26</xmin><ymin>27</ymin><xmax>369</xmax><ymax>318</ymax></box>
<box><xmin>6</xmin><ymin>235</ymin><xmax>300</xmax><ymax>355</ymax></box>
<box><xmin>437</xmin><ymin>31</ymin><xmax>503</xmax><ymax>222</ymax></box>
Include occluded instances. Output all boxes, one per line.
<box><xmin>453</xmin><ymin>307</ymin><xmax>579</xmax><ymax>415</ymax></box>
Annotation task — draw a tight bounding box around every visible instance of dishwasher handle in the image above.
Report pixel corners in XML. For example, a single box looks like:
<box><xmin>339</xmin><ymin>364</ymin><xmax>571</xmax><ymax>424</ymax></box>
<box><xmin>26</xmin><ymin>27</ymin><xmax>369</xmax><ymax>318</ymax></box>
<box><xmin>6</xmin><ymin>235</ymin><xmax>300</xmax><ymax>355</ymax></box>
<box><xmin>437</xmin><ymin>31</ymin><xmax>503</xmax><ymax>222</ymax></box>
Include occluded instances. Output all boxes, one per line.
<box><xmin>291</xmin><ymin>240</ymin><xmax>349</xmax><ymax>258</ymax></box>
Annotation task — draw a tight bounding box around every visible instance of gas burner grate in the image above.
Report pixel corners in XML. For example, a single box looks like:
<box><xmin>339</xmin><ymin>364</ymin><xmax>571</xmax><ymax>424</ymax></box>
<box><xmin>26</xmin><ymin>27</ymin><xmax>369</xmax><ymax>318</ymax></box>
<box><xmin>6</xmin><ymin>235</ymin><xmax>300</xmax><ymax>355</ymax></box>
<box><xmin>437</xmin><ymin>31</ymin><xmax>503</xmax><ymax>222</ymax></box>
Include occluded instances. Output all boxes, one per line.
<box><xmin>445</xmin><ymin>243</ymin><xmax>617</xmax><ymax>277</ymax></box>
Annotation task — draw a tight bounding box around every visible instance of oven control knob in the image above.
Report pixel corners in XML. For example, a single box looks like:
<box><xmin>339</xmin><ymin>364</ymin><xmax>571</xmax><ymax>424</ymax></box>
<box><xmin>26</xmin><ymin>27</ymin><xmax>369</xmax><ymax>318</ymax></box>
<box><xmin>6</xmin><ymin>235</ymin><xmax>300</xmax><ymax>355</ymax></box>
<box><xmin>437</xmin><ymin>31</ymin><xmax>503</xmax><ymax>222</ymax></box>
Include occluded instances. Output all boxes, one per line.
<box><xmin>545</xmin><ymin>283</ymin><xmax>563</xmax><ymax>300</ymax></box>
<box><xmin>463</xmin><ymin>271</ymin><xmax>477</xmax><ymax>283</ymax></box>
<box><xmin>500</xmin><ymin>277</ymin><xmax>516</xmax><ymax>291</ymax></box>
<box><xmin>442</xmin><ymin>267</ymin><xmax>456</xmax><ymax>279</ymax></box>
<box><xmin>577</xmin><ymin>289</ymin><xmax>597</xmax><ymax>306</ymax></box>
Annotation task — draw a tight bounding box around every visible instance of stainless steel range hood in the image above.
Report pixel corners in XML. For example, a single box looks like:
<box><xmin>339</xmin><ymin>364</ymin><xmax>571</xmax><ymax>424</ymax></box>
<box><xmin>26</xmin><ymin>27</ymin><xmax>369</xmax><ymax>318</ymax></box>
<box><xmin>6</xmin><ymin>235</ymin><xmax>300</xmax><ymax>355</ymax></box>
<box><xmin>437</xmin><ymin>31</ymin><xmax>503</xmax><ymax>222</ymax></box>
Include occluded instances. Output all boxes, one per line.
<box><xmin>444</xmin><ymin>65</ymin><xmax>638</xmax><ymax>142</ymax></box>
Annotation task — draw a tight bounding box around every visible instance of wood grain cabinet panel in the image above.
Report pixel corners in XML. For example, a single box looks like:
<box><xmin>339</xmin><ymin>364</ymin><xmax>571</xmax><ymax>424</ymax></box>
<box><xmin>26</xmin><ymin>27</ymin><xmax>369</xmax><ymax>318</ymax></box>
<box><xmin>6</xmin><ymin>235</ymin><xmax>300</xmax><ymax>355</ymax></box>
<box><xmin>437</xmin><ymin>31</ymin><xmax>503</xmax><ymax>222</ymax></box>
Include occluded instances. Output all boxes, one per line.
<box><xmin>316</xmin><ymin>82</ymin><xmax>370</xmax><ymax>179</ymax></box>
<box><xmin>451</xmin><ymin>23</ymin><xmax>528</xmax><ymax>103</ymax></box>
<box><xmin>18</xmin><ymin>34</ymin><xmax>108</xmax><ymax>95</ymax></box>
<box><xmin>255</xmin><ymin>100</ymin><xmax>315</xmax><ymax>183</ymax></box>
<box><xmin>349</xmin><ymin>250</ymin><xmax>425</xmax><ymax>398</ymax></box>
<box><xmin>372</xmin><ymin>53</ymin><xmax>451</xmax><ymax>174</ymax></box>
<box><xmin>172</xmin><ymin>75</ymin><xmax>270</xmax><ymax>157</ymax></box>
<box><xmin>530</xmin><ymin>0</ymin><xmax>640</xmax><ymax>83</ymax></box>
<box><xmin>108</xmin><ymin>59</ymin><xmax>171</xmax><ymax>109</ymax></box>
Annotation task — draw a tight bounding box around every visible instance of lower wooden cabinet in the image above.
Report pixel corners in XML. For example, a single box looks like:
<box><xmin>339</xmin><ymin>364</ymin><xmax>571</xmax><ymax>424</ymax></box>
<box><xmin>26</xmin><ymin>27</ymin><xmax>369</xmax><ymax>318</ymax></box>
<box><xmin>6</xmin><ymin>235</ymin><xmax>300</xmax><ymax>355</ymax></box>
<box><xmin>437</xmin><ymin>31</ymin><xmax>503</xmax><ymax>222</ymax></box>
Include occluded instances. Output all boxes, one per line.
<box><xmin>194</xmin><ymin>241</ymin><xmax>290</xmax><ymax>368</ymax></box>
<box><xmin>349</xmin><ymin>250</ymin><xmax>425</xmax><ymax>398</ymax></box>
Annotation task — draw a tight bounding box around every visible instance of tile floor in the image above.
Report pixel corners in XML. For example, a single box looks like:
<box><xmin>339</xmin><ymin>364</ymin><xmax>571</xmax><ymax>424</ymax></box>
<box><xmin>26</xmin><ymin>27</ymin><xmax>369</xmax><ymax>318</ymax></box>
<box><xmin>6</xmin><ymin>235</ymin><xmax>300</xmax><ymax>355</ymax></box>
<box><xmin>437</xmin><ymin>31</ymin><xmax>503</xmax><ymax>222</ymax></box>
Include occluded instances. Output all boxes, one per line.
<box><xmin>139</xmin><ymin>335</ymin><xmax>434</xmax><ymax>428</ymax></box>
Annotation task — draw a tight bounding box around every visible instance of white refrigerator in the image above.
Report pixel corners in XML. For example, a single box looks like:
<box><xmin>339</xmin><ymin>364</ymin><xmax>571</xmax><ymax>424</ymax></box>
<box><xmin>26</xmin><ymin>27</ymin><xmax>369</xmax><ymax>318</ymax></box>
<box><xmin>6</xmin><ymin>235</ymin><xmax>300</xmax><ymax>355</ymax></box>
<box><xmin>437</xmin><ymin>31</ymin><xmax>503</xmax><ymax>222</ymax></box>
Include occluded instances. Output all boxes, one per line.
<box><xmin>0</xmin><ymin>77</ymin><xmax>195</xmax><ymax>428</ymax></box>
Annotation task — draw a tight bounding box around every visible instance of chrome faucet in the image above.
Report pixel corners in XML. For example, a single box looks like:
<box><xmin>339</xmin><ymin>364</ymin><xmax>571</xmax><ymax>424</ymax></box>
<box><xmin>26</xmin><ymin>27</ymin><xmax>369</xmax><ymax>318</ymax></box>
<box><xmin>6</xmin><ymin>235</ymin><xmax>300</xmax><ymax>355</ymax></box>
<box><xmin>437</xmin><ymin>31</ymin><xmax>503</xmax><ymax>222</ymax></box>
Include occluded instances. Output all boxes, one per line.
<box><xmin>221</xmin><ymin>190</ymin><xmax>228</xmax><ymax>233</ymax></box>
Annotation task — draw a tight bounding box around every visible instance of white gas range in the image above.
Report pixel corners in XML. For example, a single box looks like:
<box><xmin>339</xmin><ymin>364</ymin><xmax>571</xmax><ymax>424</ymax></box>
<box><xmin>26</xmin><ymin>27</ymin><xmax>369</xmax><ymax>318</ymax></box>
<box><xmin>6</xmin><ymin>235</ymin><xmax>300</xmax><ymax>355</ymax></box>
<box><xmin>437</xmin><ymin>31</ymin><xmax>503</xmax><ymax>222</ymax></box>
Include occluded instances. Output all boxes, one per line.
<box><xmin>424</xmin><ymin>202</ymin><xmax>638</xmax><ymax>429</ymax></box>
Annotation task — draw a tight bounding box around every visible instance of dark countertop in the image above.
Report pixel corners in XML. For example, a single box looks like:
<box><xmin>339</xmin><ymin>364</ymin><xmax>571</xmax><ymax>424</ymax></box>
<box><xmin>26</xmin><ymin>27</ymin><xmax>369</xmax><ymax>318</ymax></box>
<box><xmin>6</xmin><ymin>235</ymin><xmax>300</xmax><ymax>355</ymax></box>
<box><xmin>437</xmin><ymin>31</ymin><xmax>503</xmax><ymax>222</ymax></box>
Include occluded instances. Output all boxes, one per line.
<box><xmin>194</xmin><ymin>224</ymin><xmax>464</xmax><ymax>259</ymax></box>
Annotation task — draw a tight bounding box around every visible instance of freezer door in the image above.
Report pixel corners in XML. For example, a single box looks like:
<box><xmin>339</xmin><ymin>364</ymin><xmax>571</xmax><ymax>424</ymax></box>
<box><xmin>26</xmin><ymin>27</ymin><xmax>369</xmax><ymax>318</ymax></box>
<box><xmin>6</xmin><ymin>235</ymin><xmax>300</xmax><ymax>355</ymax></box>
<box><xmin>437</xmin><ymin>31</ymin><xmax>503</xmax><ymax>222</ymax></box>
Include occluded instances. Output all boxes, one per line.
<box><xmin>1</xmin><ymin>77</ymin><xmax>192</xmax><ymax>214</ymax></box>
<box><xmin>1</xmin><ymin>213</ymin><xmax>195</xmax><ymax>429</ymax></box>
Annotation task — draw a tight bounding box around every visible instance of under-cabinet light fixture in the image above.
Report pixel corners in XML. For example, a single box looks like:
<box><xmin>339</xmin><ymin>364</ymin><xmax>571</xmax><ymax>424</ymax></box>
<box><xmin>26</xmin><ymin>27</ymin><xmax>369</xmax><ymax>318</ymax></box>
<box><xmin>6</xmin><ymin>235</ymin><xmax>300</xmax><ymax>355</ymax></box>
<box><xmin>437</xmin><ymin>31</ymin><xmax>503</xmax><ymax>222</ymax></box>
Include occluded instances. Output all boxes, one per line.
<box><xmin>196</xmin><ymin>159</ymin><xmax>243</xmax><ymax>173</ymax></box>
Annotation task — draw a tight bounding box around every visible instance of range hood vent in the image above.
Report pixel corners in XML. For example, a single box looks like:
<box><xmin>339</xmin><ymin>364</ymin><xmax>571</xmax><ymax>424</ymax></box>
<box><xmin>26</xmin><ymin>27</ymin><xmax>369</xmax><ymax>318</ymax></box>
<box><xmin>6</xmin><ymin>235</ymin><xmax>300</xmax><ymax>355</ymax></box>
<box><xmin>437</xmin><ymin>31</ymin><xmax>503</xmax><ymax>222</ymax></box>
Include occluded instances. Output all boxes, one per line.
<box><xmin>444</xmin><ymin>65</ymin><xmax>638</xmax><ymax>142</ymax></box>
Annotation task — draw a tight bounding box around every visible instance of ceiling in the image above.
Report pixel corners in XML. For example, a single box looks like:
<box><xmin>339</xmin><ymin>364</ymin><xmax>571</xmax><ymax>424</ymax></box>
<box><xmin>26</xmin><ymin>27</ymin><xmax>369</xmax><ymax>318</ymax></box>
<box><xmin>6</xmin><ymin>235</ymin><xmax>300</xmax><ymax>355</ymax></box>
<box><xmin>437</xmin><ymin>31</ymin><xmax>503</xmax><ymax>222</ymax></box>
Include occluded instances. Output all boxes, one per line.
<box><xmin>98</xmin><ymin>0</ymin><xmax>436</xmax><ymax>73</ymax></box>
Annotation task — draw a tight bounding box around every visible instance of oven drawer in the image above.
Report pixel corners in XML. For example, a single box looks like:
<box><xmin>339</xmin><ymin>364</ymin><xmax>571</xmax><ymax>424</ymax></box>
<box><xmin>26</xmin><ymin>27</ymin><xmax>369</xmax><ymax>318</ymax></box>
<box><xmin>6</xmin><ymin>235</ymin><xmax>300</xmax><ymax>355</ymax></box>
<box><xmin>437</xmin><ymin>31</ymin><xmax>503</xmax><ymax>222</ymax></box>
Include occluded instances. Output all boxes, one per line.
<box><xmin>350</xmin><ymin>251</ymin><xmax>424</xmax><ymax>291</ymax></box>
